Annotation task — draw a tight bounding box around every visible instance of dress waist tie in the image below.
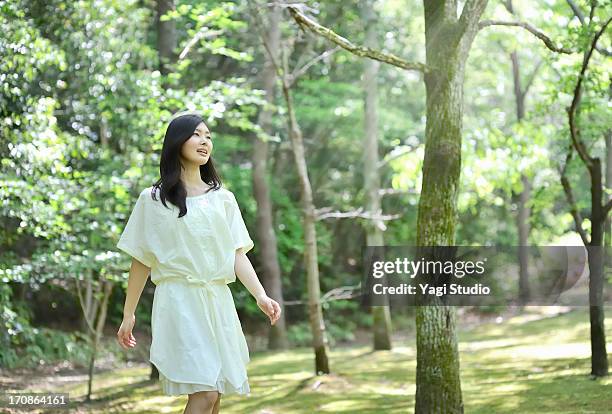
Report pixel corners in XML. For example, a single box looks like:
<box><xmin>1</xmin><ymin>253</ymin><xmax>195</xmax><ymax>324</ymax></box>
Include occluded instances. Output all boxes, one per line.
<box><xmin>157</xmin><ymin>275</ymin><xmax>227</xmax><ymax>299</ymax></box>
<box><xmin>157</xmin><ymin>276</ymin><xmax>228</xmax><ymax>342</ymax></box>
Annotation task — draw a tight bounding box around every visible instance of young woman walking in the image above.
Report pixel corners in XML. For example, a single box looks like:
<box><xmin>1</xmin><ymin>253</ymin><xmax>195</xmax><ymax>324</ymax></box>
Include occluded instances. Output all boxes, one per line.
<box><xmin>115</xmin><ymin>113</ymin><xmax>281</xmax><ymax>414</ymax></box>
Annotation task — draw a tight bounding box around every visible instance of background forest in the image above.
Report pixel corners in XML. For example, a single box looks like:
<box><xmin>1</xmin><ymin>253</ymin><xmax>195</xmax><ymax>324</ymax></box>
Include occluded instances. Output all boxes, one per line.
<box><xmin>1</xmin><ymin>0</ymin><xmax>611</xmax><ymax>413</ymax></box>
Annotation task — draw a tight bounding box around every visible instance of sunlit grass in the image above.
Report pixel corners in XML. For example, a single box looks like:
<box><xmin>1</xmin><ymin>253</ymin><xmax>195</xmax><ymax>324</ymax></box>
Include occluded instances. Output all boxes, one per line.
<box><xmin>28</xmin><ymin>308</ymin><xmax>612</xmax><ymax>413</ymax></box>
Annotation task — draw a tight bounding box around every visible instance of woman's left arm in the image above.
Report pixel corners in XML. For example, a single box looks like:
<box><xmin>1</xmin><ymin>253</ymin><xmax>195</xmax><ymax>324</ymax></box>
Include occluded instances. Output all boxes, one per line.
<box><xmin>234</xmin><ymin>250</ymin><xmax>281</xmax><ymax>325</ymax></box>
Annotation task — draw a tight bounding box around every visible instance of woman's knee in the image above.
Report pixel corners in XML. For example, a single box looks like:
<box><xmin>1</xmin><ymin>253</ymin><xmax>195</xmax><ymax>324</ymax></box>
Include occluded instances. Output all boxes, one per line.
<box><xmin>188</xmin><ymin>390</ymin><xmax>219</xmax><ymax>411</ymax></box>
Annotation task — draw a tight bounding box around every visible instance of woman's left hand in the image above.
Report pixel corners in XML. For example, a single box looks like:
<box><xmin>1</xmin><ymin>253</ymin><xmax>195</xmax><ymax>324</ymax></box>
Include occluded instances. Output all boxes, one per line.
<box><xmin>256</xmin><ymin>294</ymin><xmax>282</xmax><ymax>325</ymax></box>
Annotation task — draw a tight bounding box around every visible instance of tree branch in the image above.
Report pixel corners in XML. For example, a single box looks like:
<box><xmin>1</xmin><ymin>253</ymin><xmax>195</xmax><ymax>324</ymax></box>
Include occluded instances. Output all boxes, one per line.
<box><xmin>522</xmin><ymin>58</ymin><xmax>543</xmax><ymax>99</ymax></box>
<box><xmin>315</xmin><ymin>206</ymin><xmax>402</xmax><ymax>221</ymax></box>
<box><xmin>75</xmin><ymin>276</ymin><xmax>97</xmax><ymax>336</ymax></box>
<box><xmin>283</xmin><ymin>283</ymin><xmax>362</xmax><ymax>306</ymax></box>
<box><xmin>248</xmin><ymin>0</ymin><xmax>284</xmax><ymax>78</ymax></box>
<box><xmin>458</xmin><ymin>0</ymin><xmax>490</xmax><ymax>40</ymax></box>
<box><xmin>379</xmin><ymin>188</ymin><xmax>419</xmax><ymax>197</ymax></box>
<box><xmin>566</xmin><ymin>0</ymin><xmax>586</xmax><ymax>25</ymax></box>
<box><xmin>93</xmin><ymin>280</ymin><xmax>113</xmax><ymax>342</ymax></box>
<box><xmin>178</xmin><ymin>28</ymin><xmax>224</xmax><ymax>60</ymax></box>
<box><xmin>604</xmin><ymin>198</ymin><xmax>612</xmax><ymax>216</ymax></box>
<box><xmin>478</xmin><ymin>20</ymin><xmax>574</xmax><ymax>54</ymax></box>
<box><xmin>377</xmin><ymin>144</ymin><xmax>419</xmax><ymax>169</ymax></box>
<box><xmin>286</xmin><ymin>5</ymin><xmax>430</xmax><ymax>73</ymax></box>
<box><xmin>567</xmin><ymin>16</ymin><xmax>612</xmax><ymax>168</ymax></box>
<box><xmin>565</xmin><ymin>0</ymin><xmax>611</xmax><ymax>56</ymax></box>
<box><xmin>289</xmin><ymin>46</ymin><xmax>341</xmax><ymax>86</ymax></box>
<box><xmin>560</xmin><ymin>146</ymin><xmax>590</xmax><ymax>245</ymax></box>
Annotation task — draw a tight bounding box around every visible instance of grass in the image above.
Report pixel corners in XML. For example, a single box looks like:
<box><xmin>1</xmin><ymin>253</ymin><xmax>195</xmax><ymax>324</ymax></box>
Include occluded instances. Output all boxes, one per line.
<box><xmin>7</xmin><ymin>307</ymin><xmax>612</xmax><ymax>413</ymax></box>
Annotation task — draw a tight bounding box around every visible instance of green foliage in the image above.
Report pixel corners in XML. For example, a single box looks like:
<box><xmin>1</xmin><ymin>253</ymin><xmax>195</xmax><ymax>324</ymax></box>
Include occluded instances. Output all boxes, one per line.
<box><xmin>1</xmin><ymin>285</ymin><xmax>90</xmax><ymax>369</ymax></box>
<box><xmin>1</xmin><ymin>0</ymin><xmax>268</xmax><ymax>367</ymax></box>
<box><xmin>1</xmin><ymin>0</ymin><xmax>611</xmax><ymax>375</ymax></box>
<box><xmin>286</xmin><ymin>321</ymin><xmax>312</xmax><ymax>347</ymax></box>
<box><xmin>286</xmin><ymin>299</ymin><xmax>361</xmax><ymax>347</ymax></box>
<box><xmin>321</xmin><ymin>299</ymin><xmax>358</xmax><ymax>344</ymax></box>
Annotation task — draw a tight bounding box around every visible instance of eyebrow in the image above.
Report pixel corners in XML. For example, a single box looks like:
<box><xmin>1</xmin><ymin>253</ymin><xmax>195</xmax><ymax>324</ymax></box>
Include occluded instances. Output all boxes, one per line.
<box><xmin>194</xmin><ymin>130</ymin><xmax>211</xmax><ymax>135</ymax></box>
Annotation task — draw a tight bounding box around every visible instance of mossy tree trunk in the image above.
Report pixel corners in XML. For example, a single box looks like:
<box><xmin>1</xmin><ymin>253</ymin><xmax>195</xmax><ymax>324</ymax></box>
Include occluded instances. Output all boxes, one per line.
<box><xmin>415</xmin><ymin>1</ymin><xmax>488</xmax><ymax>413</ymax></box>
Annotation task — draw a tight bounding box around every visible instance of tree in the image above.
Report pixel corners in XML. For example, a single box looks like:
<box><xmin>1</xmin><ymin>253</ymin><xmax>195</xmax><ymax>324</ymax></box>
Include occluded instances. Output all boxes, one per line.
<box><xmin>75</xmin><ymin>269</ymin><xmax>114</xmax><ymax>401</ymax></box>
<box><xmin>250</xmin><ymin>1</ymin><xmax>333</xmax><ymax>374</ymax></box>
<box><xmin>360</xmin><ymin>0</ymin><xmax>393</xmax><ymax>351</ymax></box>
<box><xmin>252</xmin><ymin>1</ymin><xmax>289</xmax><ymax>350</ymax></box>
<box><xmin>504</xmin><ymin>0</ymin><xmax>542</xmax><ymax>305</ymax></box>
<box><xmin>559</xmin><ymin>14</ymin><xmax>611</xmax><ymax>377</ymax></box>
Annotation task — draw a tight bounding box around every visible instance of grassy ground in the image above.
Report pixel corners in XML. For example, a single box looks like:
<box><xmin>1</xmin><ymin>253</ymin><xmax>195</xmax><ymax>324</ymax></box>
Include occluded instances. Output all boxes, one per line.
<box><xmin>4</xmin><ymin>307</ymin><xmax>611</xmax><ymax>413</ymax></box>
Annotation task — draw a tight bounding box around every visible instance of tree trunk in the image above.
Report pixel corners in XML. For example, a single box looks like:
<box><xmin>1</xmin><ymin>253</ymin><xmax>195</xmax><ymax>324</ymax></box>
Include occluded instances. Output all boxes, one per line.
<box><xmin>588</xmin><ymin>158</ymin><xmax>608</xmax><ymax>377</ymax></box>
<box><xmin>281</xmin><ymin>65</ymin><xmax>331</xmax><ymax>375</ymax></box>
<box><xmin>508</xmin><ymin>3</ymin><xmax>531</xmax><ymax>306</ymax></box>
<box><xmin>156</xmin><ymin>0</ymin><xmax>177</xmax><ymax>75</ymax></box>
<box><xmin>415</xmin><ymin>1</ymin><xmax>488</xmax><ymax>412</ymax></box>
<box><xmin>86</xmin><ymin>336</ymin><xmax>97</xmax><ymax>401</ymax></box>
<box><xmin>255</xmin><ymin>2</ymin><xmax>288</xmax><ymax>350</ymax></box>
<box><xmin>84</xmin><ymin>276</ymin><xmax>113</xmax><ymax>401</ymax></box>
<box><xmin>517</xmin><ymin>173</ymin><xmax>531</xmax><ymax>304</ymax></box>
<box><xmin>605</xmin><ymin>130</ymin><xmax>611</xmax><ymax>249</ymax></box>
<box><xmin>361</xmin><ymin>0</ymin><xmax>392</xmax><ymax>351</ymax></box>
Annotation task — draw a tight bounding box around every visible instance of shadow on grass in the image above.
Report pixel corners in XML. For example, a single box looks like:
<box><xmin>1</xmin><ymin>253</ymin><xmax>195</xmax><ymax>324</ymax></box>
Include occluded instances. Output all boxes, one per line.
<box><xmin>463</xmin><ymin>355</ymin><xmax>612</xmax><ymax>414</ymax></box>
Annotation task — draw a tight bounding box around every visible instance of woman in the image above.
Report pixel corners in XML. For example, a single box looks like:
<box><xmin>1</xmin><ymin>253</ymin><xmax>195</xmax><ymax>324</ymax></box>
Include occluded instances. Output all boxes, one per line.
<box><xmin>115</xmin><ymin>112</ymin><xmax>281</xmax><ymax>414</ymax></box>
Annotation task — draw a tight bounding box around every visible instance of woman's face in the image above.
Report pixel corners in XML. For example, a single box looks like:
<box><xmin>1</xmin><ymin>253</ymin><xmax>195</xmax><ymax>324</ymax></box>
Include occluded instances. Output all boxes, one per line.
<box><xmin>180</xmin><ymin>122</ymin><xmax>213</xmax><ymax>166</ymax></box>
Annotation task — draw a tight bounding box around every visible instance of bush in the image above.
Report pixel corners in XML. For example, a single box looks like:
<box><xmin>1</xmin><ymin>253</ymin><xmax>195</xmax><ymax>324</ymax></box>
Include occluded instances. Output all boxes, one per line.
<box><xmin>1</xmin><ymin>285</ymin><xmax>91</xmax><ymax>369</ymax></box>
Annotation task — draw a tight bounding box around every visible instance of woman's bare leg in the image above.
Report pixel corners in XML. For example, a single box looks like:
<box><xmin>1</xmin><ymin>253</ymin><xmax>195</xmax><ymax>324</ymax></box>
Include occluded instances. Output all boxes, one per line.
<box><xmin>183</xmin><ymin>390</ymin><xmax>219</xmax><ymax>414</ymax></box>
<box><xmin>211</xmin><ymin>393</ymin><xmax>221</xmax><ymax>414</ymax></box>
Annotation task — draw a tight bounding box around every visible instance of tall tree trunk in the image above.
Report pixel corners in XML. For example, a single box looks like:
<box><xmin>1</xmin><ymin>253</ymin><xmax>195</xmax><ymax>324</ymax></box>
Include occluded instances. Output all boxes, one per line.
<box><xmin>508</xmin><ymin>2</ymin><xmax>531</xmax><ymax>305</ymax></box>
<box><xmin>255</xmin><ymin>2</ymin><xmax>288</xmax><ymax>350</ymax></box>
<box><xmin>415</xmin><ymin>1</ymin><xmax>488</xmax><ymax>412</ymax></box>
<box><xmin>281</xmin><ymin>54</ymin><xmax>331</xmax><ymax>375</ymax></box>
<box><xmin>589</xmin><ymin>158</ymin><xmax>608</xmax><ymax>376</ymax></box>
<box><xmin>156</xmin><ymin>0</ymin><xmax>177</xmax><ymax>75</ymax></box>
<box><xmin>361</xmin><ymin>0</ymin><xmax>392</xmax><ymax>351</ymax></box>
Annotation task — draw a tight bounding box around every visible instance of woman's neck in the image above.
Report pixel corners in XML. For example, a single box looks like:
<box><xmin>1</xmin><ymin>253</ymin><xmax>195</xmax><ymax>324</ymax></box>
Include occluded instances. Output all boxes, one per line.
<box><xmin>181</xmin><ymin>164</ymin><xmax>202</xmax><ymax>185</ymax></box>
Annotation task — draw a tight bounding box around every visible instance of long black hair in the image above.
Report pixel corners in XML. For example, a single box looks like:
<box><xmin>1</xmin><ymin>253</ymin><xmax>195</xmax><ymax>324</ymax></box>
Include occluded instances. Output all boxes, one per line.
<box><xmin>151</xmin><ymin>113</ymin><xmax>222</xmax><ymax>218</ymax></box>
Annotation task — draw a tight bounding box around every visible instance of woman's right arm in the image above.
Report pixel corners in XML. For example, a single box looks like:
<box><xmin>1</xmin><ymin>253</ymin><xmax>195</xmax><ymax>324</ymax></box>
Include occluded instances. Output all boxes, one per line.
<box><xmin>117</xmin><ymin>258</ymin><xmax>150</xmax><ymax>349</ymax></box>
<box><xmin>123</xmin><ymin>258</ymin><xmax>150</xmax><ymax>317</ymax></box>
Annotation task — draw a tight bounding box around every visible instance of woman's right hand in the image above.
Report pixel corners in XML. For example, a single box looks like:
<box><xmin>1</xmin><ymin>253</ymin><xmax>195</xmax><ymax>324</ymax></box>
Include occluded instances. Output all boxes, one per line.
<box><xmin>117</xmin><ymin>314</ymin><xmax>137</xmax><ymax>350</ymax></box>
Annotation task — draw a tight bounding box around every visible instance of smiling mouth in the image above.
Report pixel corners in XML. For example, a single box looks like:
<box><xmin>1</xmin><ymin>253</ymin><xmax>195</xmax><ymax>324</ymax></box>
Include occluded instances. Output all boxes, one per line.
<box><xmin>197</xmin><ymin>149</ymin><xmax>209</xmax><ymax>156</ymax></box>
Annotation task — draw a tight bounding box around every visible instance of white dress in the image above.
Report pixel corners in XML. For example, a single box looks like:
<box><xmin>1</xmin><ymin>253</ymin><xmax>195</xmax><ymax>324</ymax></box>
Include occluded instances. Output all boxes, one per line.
<box><xmin>116</xmin><ymin>185</ymin><xmax>254</xmax><ymax>396</ymax></box>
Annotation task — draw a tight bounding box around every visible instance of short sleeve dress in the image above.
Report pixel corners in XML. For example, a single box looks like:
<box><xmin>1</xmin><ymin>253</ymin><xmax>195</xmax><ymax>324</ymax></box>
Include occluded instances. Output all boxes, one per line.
<box><xmin>116</xmin><ymin>185</ymin><xmax>255</xmax><ymax>396</ymax></box>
